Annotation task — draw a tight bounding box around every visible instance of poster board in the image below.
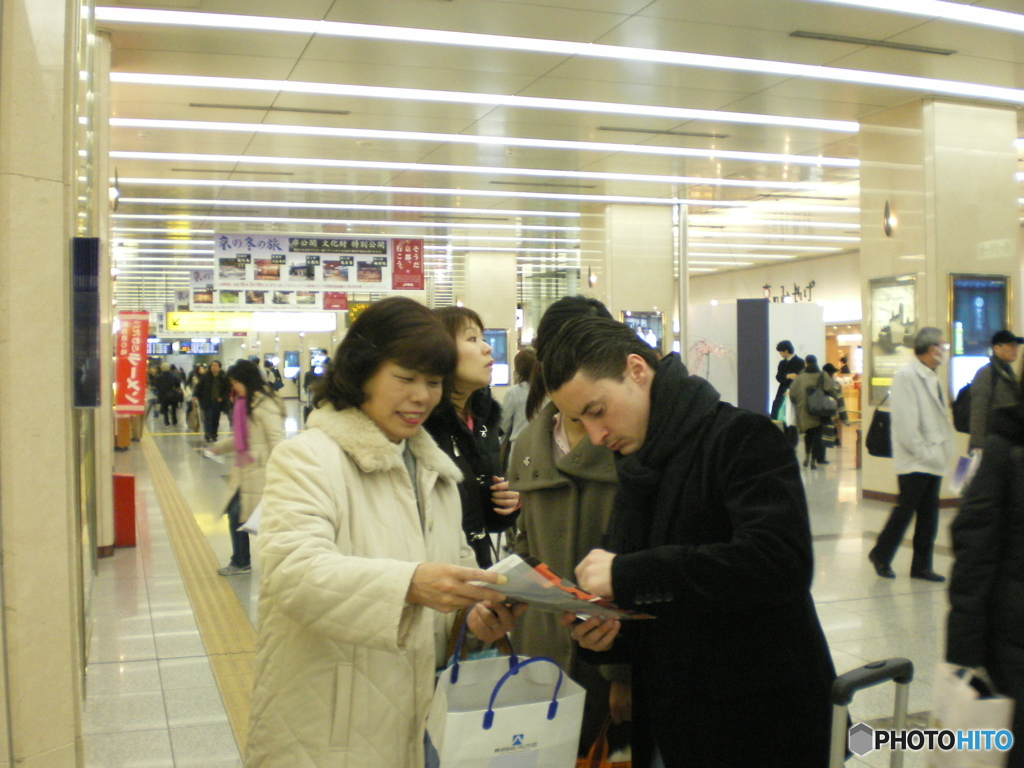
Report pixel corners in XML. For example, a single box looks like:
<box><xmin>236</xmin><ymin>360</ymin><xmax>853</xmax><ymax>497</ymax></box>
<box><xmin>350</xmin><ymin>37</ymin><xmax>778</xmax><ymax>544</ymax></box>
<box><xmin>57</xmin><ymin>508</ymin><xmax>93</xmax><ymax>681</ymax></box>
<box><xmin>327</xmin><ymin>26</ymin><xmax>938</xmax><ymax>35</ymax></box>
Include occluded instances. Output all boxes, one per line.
<box><xmin>189</xmin><ymin>234</ymin><xmax>424</xmax><ymax>311</ymax></box>
<box><xmin>868</xmin><ymin>276</ymin><xmax>917</xmax><ymax>405</ymax></box>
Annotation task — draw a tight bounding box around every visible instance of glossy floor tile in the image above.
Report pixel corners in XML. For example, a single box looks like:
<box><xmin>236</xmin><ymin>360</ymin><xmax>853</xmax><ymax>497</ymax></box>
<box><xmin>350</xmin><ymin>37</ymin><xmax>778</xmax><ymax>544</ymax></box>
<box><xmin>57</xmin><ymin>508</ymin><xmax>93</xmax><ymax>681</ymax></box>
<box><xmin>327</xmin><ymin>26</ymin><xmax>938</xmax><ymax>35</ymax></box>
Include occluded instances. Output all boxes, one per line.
<box><xmin>83</xmin><ymin>406</ymin><xmax>958</xmax><ymax>765</ymax></box>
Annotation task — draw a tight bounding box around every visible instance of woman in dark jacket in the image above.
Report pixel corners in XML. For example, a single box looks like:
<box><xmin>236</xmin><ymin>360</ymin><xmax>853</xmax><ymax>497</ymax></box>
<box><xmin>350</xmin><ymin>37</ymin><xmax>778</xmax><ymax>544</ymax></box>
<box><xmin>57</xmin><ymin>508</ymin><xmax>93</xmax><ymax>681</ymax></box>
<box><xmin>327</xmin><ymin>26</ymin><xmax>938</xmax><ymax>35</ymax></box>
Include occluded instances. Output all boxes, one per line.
<box><xmin>947</xmin><ymin>404</ymin><xmax>1024</xmax><ymax>767</ymax></box>
<box><xmin>192</xmin><ymin>360</ymin><xmax>231</xmax><ymax>442</ymax></box>
<box><xmin>155</xmin><ymin>363</ymin><xmax>184</xmax><ymax>426</ymax></box>
<box><xmin>424</xmin><ymin>306</ymin><xmax>518</xmax><ymax>567</ymax></box>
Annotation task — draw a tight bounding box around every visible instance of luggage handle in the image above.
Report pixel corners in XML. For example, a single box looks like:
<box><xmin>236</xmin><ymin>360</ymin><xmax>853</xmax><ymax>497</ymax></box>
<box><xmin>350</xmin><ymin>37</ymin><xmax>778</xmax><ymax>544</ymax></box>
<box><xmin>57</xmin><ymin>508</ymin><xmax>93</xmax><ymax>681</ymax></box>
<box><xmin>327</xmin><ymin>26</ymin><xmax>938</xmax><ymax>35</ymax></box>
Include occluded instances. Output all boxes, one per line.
<box><xmin>483</xmin><ymin>656</ymin><xmax>563</xmax><ymax>730</ymax></box>
<box><xmin>448</xmin><ymin>609</ymin><xmax>518</xmax><ymax>684</ymax></box>
<box><xmin>831</xmin><ymin>657</ymin><xmax>914</xmax><ymax>706</ymax></box>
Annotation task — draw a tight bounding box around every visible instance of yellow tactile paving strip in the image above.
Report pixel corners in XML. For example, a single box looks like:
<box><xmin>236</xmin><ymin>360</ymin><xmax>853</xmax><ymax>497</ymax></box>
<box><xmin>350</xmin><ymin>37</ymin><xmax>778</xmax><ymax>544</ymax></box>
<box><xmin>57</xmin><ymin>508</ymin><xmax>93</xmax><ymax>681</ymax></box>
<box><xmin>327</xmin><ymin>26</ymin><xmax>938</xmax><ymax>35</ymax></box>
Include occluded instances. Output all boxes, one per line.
<box><xmin>140</xmin><ymin>432</ymin><xmax>255</xmax><ymax>755</ymax></box>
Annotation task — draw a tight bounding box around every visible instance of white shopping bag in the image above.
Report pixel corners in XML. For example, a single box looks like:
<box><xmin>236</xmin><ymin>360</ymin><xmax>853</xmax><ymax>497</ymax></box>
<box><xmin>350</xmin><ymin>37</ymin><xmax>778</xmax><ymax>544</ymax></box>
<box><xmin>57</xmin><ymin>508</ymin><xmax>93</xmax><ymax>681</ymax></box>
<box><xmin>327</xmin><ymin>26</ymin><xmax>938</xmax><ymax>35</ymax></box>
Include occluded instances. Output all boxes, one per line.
<box><xmin>929</xmin><ymin>663</ymin><xmax>1015</xmax><ymax>768</ymax></box>
<box><xmin>426</xmin><ymin>654</ymin><xmax>585</xmax><ymax>768</ymax></box>
<box><xmin>240</xmin><ymin>501</ymin><xmax>262</xmax><ymax>534</ymax></box>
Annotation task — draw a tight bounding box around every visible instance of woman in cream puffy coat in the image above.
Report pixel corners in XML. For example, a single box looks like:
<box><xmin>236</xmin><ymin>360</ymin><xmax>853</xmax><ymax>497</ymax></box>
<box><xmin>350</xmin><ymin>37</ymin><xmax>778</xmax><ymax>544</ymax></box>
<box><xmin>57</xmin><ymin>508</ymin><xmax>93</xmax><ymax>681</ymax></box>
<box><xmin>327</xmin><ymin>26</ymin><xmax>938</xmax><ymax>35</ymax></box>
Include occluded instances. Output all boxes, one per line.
<box><xmin>244</xmin><ymin>297</ymin><xmax>508</xmax><ymax>768</ymax></box>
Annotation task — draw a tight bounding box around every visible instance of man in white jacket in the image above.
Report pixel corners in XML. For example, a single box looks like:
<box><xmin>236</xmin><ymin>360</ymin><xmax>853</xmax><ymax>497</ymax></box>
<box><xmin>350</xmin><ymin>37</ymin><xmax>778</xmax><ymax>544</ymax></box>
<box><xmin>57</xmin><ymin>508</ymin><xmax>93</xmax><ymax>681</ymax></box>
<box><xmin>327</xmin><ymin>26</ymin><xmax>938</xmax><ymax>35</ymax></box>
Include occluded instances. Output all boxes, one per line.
<box><xmin>869</xmin><ymin>327</ymin><xmax>955</xmax><ymax>581</ymax></box>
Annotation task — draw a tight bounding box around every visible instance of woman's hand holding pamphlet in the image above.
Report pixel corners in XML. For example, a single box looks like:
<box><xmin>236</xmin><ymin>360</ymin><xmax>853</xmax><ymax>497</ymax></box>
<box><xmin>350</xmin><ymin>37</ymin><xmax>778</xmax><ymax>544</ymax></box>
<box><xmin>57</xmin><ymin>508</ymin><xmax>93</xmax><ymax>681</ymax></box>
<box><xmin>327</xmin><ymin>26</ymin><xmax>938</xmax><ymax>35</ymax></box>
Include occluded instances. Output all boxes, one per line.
<box><xmin>471</xmin><ymin>554</ymin><xmax>655</xmax><ymax>621</ymax></box>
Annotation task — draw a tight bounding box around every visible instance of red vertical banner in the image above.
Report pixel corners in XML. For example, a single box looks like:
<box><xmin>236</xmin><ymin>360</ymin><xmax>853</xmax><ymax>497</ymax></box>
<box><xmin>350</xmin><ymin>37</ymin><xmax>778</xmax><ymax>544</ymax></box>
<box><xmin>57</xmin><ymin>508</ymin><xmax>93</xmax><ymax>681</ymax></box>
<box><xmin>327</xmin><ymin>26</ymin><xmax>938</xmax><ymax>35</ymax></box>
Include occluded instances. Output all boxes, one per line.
<box><xmin>391</xmin><ymin>239</ymin><xmax>425</xmax><ymax>290</ymax></box>
<box><xmin>114</xmin><ymin>312</ymin><xmax>150</xmax><ymax>414</ymax></box>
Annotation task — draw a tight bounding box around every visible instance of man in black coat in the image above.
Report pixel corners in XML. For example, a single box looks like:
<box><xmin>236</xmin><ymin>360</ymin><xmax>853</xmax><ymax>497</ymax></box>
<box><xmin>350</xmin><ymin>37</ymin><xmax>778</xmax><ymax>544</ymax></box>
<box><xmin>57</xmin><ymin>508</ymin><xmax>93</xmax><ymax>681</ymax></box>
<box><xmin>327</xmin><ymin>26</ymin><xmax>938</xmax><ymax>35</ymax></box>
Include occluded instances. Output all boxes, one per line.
<box><xmin>771</xmin><ymin>339</ymin><xmax>805</xmax><ymax>419</ymax></box>
<box><xmin>947</xmin><ymin>403</ymin><xmax>1024</xmax><ymax>767</ymax></box>
<box><xmin>540</xmin><ymin>317</ymin><xmax>836</xmax><ymax>768</ymax></box>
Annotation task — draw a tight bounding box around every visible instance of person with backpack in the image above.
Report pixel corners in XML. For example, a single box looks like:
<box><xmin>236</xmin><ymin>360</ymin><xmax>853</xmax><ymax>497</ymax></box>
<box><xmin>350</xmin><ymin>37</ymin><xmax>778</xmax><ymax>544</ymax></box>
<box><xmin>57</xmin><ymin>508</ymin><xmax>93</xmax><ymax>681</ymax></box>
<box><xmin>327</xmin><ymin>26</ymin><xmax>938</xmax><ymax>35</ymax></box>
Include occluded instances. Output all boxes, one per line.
<box><xmin>868</xmin><ymin>327</ymin><xmax>955</xmax><ymax>582</ymax></box>
<box><xmin>788</xmin><ymin>355</ymin><xmax>833</xmax><ymax>470</ymax></box>
<box><xmin>966</xmin><ymin>330</ymin><xmax>1021</xmax><ymax>451</ymax></box>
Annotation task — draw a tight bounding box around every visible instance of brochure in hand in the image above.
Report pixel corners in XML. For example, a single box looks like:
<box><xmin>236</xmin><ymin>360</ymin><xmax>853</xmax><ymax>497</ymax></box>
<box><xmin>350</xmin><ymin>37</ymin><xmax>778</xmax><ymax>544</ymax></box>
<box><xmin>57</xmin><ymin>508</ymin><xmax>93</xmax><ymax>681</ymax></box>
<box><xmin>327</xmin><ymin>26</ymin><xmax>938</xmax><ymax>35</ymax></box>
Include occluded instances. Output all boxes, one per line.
<box><xmin>473</xmin><ymin>554</ymin><xmax>655</xmax><ymax>621</ymax></box>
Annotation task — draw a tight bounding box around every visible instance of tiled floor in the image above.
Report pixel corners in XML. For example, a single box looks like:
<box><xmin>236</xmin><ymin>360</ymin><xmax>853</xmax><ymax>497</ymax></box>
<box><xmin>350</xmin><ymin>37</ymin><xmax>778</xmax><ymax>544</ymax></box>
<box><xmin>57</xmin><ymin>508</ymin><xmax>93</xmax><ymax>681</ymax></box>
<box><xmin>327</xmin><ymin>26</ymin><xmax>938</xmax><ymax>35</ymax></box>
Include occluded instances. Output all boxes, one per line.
<box><xmin>83</xmin><ymin>413</ymin><xmax>953</xmax><ymax>767</ymax></box>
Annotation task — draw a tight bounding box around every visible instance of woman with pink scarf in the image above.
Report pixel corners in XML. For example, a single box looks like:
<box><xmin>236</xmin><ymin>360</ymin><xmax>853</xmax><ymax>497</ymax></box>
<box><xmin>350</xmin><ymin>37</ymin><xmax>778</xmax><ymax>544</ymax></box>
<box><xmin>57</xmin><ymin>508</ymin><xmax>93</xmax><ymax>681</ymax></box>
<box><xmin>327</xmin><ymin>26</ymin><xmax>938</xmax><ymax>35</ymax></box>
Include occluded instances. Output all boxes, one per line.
<box><xmin>209</xmin><ymin>359</ymin><xmax>286</xmax><ymax>576</ymax></box>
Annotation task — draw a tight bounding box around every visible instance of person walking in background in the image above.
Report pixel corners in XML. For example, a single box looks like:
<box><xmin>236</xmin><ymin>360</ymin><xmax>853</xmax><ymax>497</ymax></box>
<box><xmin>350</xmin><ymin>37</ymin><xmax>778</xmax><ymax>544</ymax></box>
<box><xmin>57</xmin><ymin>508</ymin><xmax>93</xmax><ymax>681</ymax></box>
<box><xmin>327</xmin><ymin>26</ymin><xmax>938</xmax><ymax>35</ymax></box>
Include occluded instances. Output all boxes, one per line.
<box><xmin>155</xmin><ymin>362</ymin><xmax>184</xmax><ymax>426</ymax></box>
<box><xmin>425</xmin><ymin>306</ymin><xmax>519</xmax><ymax>567</ymax></box>
<box><xmin>789</xmin><ymin>355</ymin><xmax>833</xmax><ymax>469</ymax></box>
<box><xmin>206</xmin><ymin>359</ymin><xmax>285</xmax><ymax>576</ymax></box>
<box><xmin>968</xmin><ymin>329</ymin><xmax>1021</xmax><ymax>453</ymax></box>
<box><xmin>498</xmin><ymin>348</ymin><xmax>536</xmax><ymax>464</ymax></box>
<box><xmin>868</xmin><ymin>327</ymin><xmax>954</xmax><ymax>581</ymax></box>
<box><xmin>193</xmin><ymin>360</ymin><xmax>231</xmax><ymax>442</ymax></box>
<box><xmin>187</xmin><ymin>363</ymin><xmax>205</xmax><ymax>397</ymax></box>
<box><xmin>822</xmin><ymin>362</ymin><xmax>850</xmax><ymax>451</ymax></box>
<box><xmin>770</xmin><ymin>340</ymin><xmax>804</xmax><ymax>419</ymax></box>
<box><xmin>839</xmin><ymin>356</ymin><xmax>851</xmax><ymax>374</ymax></box>
<box><xmin>507</xmin><ymin>296</ymin><xmax>631</xmax><ymax>757</ymax></box>
<box><xmin>946</xmin><ymin>401</ymin><xmax>1024</xmax><ymax>768</ymax></box>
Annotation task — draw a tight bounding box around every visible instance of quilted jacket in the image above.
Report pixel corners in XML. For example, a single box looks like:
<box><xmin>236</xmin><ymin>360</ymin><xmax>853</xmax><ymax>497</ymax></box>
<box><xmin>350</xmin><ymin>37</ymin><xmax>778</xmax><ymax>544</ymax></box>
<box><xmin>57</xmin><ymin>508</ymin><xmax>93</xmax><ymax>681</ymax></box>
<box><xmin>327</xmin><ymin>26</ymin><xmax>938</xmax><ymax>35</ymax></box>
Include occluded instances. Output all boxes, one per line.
<box><xmin>244</xmin><ymin>405</ymin><xmax>474</xmax><ymax>768</ymax></box>
<box><xmin>213</xmin><ymin>392</ymin><xmax>285</xmax><ymax>522</ymax></box>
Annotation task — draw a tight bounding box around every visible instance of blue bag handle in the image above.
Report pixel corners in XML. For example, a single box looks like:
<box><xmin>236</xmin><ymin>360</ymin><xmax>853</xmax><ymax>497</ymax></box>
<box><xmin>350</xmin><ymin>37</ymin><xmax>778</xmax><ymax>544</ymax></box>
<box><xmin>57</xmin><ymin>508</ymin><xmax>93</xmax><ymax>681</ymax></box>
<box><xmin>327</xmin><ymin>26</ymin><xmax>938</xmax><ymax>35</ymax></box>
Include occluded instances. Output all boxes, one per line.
<box><xmin>449</xmin><ymin>609</ymin><xmax>518</xmax><ymax>684</ymax></box>
<box><xmin>482</xmin><ymin>656</ymin><xmax>563</xmax><ymax>730</ymax></box>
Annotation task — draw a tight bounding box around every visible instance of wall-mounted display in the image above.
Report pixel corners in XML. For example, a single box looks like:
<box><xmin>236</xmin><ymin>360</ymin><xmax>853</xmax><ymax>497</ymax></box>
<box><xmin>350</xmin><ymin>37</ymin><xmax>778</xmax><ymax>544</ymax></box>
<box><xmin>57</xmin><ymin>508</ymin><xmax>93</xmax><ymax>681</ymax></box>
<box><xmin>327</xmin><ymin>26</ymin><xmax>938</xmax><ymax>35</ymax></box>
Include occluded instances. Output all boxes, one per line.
<box><xmin>949</xmin><ymin>273</ymin><xmax>1010</xmax><ymax>356</ymax></box>
<box><xmin>621</xmin><ymin>310</ymin><xmax>663</xmax><ymax>352</ymax></box>
<box><xmin>483</xmin><ymin>329</ymin><xmax>510</xmax><ymax>386</ymax></box>
<box><xmin>868</xmin><ymin>276</ymin><xmax>917</xmax><ymax>404</ymax></box>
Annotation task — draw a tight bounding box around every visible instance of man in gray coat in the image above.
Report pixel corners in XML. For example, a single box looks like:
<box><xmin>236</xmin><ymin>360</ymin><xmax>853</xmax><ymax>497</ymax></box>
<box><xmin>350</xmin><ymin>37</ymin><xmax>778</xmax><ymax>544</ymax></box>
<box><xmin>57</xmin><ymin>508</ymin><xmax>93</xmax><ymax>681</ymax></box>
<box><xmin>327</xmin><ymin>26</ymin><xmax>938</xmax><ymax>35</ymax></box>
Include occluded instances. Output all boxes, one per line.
<box><xmin>869</xmin><ymin>327</ymin><xmax>955</xmax><ymax>581</ymax></box>
<box><xmin>968</xmin><ymin>329</ymin><xmax>1021</xmax><ymax>451</ymax></box>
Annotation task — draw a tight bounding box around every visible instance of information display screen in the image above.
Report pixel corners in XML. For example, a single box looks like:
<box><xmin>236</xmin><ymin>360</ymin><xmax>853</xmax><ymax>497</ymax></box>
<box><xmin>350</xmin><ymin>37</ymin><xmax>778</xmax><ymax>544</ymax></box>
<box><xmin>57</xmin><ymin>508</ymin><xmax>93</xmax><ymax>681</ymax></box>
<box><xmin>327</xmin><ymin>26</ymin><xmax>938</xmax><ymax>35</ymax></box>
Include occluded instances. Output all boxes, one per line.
<box><xmin>178</xmin><ymin>340</ymin><xmax>220</xmax><ymax>355</ymax></box>
<box><xmin>147</xmin><ymin>339</ymin><xmax>172</xmax><ymax>356</ymax></box>
<box><xmin>951</xmin><ymin>274</ymin><xmax>1009</xmax><ymax>356</ymax></box>
<box><xmin>483</xmin><ymin>329</ymin><xmax>510</xmax><ymax>386</ymax></box>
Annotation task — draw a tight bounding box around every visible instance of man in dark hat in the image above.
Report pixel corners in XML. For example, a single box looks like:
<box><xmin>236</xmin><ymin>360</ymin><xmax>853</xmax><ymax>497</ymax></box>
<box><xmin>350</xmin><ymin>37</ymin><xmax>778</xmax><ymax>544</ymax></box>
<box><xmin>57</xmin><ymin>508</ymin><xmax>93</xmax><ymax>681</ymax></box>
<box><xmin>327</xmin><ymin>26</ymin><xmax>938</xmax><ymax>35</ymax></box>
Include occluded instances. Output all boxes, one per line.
<box><xmin>969</xmin><ymin>329</ymin><xmax>1023</xmax><ymax>451</ymax></box>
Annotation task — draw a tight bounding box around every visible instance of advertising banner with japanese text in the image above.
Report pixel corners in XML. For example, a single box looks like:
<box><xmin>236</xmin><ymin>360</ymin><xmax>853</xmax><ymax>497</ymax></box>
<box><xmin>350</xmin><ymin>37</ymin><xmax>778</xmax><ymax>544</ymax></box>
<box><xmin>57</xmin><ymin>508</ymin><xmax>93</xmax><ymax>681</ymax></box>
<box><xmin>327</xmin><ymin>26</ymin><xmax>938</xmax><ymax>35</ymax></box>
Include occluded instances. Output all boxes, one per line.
<box><xmin>114</xmin><ymin>312</ymin><xmax>149</xmax><ymax>414</ymax></box>
<box><xmin>190</xmin><ymin>233</ymin><xmax>424</xmax><ymax>310</ymax></box>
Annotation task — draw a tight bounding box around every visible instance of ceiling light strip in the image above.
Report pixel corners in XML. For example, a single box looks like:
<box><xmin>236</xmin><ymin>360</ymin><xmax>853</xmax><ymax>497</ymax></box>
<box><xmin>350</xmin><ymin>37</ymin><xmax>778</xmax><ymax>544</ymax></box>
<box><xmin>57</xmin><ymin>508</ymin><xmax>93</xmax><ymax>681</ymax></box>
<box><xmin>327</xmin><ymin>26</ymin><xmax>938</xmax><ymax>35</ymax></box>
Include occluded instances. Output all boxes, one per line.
<box><xmin>109</xmin><ymin>151</ymin><xmax>825</xmax><ymax>190</ymax></box>
<box><xmin>118</xmin><ymin>177</ymin><xmax>749</xmax><ymax>207</ymax></box>
<box><xmin>95</xmin><ymin>9</ymin><xmax>1024</xmax><ymax>104</ymax></box>
<box><xmin>117</xmin><ymin>196</ymin><xmax>581</xmax><ymax>218</ymax></box>
<box><xmin>110</xmin><ymin>117</ymin><xmax>857</xmax><ymax>168</ymax></box>
<box><xmin>107</xmin><ymin>72</ymin><xmax>857</xmax><ymax>133</ymax></box>
<box><xmin>801</xmin><ymin>0</ymin><xmax>1024</xmax><ymax>34</ymax></box>
<box><xmin>111</xmin><ymin>213</ymin><xmax>580</xmax><ymax>231</ymax></box>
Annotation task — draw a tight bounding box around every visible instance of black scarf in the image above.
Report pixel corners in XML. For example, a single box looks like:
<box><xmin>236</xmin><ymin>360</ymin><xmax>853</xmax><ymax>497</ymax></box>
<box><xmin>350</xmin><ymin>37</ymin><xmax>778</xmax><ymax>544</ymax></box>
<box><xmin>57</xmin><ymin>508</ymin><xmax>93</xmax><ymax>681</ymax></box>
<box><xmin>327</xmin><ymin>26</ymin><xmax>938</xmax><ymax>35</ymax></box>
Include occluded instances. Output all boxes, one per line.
<box><xmin>609</xmin><ymin>353</ymin><xmax>722</xmax><ymax>554</ymax></box>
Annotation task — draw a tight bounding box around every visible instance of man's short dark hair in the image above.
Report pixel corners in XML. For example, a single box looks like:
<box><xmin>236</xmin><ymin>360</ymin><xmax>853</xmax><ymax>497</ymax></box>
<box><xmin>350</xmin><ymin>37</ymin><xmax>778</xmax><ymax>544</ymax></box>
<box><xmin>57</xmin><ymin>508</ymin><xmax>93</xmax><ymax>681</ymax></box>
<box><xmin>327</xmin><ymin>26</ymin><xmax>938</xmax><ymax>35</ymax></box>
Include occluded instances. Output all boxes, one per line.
<box><xmin>318</xmin><ymin>297</ymin><xmax>456</xmax><ymax>410</ymax></box>
<box><xmin>776</xmin><ymin>340</ymin><xmax>794</xmax><ymax>354</ymax></box>
<box><xmin>541</xmin><ymin>316</ymin><xmax>660</xmax><ymax>394</ymax></box>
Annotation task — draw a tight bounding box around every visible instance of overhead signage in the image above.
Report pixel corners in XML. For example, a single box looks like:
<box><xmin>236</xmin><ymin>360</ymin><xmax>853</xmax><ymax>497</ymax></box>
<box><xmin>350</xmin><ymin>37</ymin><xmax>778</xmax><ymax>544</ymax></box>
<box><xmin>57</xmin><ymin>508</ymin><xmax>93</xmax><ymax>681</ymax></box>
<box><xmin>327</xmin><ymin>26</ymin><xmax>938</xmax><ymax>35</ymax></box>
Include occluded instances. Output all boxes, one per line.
<box><xmin>166</xmin><ymin>311</ymin><xmax>253</xmax><ymax>333</ymax></box>
<box><xmin>114</xmin><ymin>312</ymin><xmax>149</xmax><ymax>414</ymax></box>
<box><xmin>188</xmin><ymin>234</ymin><xmax>424</xmax><ymax>311</ymax></box>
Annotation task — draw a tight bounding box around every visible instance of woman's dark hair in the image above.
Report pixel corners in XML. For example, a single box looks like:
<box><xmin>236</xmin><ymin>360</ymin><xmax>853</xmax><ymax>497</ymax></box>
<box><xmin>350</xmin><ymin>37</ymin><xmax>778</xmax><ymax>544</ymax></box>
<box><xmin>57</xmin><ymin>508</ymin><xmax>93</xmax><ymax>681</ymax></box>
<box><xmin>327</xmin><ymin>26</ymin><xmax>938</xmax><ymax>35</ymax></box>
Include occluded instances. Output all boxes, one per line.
<box><xmin>542</xmin><ymin>316</ymin><xmax>660</xmax><ymax>394</ymax></box>
<box><xmin>318</xmin><ymin>296</ymin><xmax>457</xmax><ymax>410</ymax></box>
<box><xmin>434</xmin><ymin>306</ymin><xmax>485</xmax><ymax>340</ymax></box>
<box><xmin>803</xmin><ymin>354</ymin><xmax>820</xmax><ymax>374</ymax></box>
<box><xmin>526</xmin><ymin>296</ymin><xmax>613</xmax><ymax>418</ymax></box>
<box><xmin>513</xmin><ymin>348</ymin><xmax>537</xmax><ymax>385</ymax></box>
<box><xmin>776</xmin><ymin>340</ymin><xmax>794</xmax><ymax>354</ymax></box>
<box><xmin>822</xmin><ymin>362</ymin><xmax>838</xmax><ymax>376</ymax></box>
<box><xmin>227</xmin><ymin>359</ymin><xmax>273</xmax><ymax>416</ymax></box>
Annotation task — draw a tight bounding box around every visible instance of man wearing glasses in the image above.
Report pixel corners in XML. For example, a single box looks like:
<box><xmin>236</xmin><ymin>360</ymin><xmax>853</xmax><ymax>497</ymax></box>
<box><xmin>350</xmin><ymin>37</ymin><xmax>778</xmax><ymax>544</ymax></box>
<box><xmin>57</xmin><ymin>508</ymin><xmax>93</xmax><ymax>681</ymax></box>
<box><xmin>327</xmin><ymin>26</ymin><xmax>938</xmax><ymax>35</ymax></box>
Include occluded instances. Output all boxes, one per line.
<box><xmin>869</xmin><ymin>327</ymin><xmax>955</xmax><ymax>581</ymax></box>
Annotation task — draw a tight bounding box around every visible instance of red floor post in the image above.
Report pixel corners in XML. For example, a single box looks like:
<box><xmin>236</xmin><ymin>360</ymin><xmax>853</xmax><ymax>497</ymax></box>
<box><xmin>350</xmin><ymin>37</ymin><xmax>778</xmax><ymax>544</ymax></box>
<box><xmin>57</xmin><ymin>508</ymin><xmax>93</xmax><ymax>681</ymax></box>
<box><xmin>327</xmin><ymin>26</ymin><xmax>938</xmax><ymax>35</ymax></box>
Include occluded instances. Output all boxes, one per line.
<box><xmin>112</xmin><ymin>473</ymin><xmax>136</xmax><ymax>548</ymax></box>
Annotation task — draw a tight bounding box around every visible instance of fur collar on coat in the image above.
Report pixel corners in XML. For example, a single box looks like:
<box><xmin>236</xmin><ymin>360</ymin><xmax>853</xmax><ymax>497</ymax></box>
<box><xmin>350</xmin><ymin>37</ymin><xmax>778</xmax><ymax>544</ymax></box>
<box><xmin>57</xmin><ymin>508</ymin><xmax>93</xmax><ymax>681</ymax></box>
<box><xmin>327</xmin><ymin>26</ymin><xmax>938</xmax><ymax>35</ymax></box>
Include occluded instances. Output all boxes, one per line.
<box><xmin>306</xmin><ymin>404</ymin><xmax>463</xmax><ymax>483</ymax></box>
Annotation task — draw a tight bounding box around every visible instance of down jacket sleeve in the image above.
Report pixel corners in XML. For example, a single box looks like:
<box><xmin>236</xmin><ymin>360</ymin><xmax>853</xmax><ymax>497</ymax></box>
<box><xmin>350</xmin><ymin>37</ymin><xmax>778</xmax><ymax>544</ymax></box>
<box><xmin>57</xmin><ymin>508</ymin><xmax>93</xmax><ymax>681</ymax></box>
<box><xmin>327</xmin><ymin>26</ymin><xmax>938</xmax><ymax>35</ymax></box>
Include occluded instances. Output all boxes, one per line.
<box><xmin>968</xmin><ymin>365</ymin><xmax>994</xmax><ymax>451</ymax></box>
<box><xmin>946</xmin><ymin>433</ymin><xmax>1012</xmax><ymax>668</ymax></box>
<box><xmin>257</xmin><ymin>435</ymin><xmax>421</xmax><ymax>654</ymax></box>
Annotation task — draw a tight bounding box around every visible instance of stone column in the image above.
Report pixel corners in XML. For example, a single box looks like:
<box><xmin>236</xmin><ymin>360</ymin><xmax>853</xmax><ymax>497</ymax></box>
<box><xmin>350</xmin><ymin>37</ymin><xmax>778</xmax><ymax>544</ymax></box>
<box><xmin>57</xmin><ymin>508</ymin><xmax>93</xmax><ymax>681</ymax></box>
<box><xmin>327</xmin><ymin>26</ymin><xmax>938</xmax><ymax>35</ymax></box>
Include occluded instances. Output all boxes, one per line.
<box><xmin>860</xmin><ymin>100</ymin><xmax>1020</xmax><ymax>502</ymax></box>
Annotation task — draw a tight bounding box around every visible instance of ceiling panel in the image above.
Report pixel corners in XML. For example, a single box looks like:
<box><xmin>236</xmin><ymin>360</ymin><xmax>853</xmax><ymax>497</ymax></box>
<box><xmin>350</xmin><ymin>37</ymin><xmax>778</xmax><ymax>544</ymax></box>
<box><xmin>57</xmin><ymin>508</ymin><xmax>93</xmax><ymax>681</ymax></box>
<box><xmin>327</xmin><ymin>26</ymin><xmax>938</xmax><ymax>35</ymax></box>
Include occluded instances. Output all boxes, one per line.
<box><xmin>96</xmin><ymin>0</ymin><xmax>1024</xmax><ymax>304</ymax></box>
